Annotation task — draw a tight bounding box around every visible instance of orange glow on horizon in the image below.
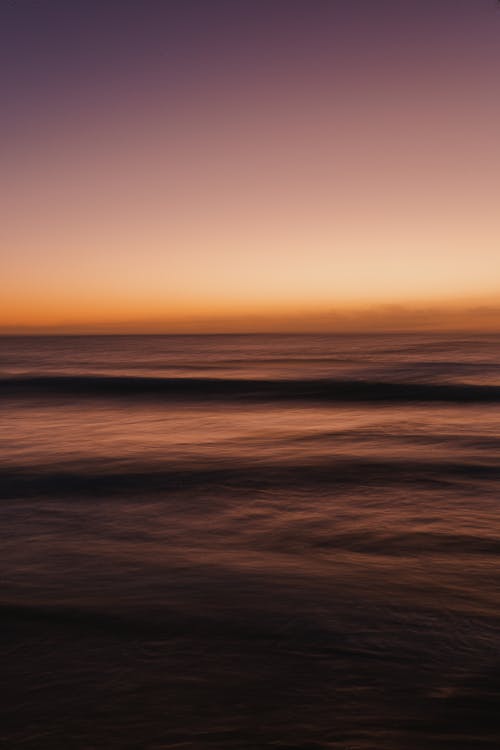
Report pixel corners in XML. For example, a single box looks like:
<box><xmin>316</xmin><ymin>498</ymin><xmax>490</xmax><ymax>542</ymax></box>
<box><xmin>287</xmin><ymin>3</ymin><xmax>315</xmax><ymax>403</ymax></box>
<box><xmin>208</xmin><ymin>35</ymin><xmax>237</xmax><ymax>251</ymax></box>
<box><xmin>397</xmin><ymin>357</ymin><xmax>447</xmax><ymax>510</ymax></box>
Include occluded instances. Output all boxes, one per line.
<box><xmin>3</xmin><ymin>292</ymin><xmax>500</xmax><ymax>334</ymax></box>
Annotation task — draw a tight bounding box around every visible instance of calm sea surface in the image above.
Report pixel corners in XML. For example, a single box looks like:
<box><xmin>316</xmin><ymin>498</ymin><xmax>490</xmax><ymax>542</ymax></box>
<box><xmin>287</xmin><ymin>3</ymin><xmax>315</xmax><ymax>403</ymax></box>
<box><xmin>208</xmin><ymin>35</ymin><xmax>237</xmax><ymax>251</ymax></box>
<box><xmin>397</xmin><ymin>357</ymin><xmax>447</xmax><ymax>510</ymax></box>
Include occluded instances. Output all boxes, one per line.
<box><xmin>2</xmin><ymin>333</ymin><xmax>500</xmax><ymax>749</ymax></box>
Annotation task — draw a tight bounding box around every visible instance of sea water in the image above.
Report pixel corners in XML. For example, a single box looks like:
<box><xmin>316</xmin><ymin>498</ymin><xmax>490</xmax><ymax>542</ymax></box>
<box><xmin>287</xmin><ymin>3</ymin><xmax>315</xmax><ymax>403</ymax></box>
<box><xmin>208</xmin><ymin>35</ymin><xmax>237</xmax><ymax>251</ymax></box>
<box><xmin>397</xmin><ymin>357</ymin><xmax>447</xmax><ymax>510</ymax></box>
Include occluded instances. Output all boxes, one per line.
<box><xmin>2</xmin><ymin>333</ymin><xmax>500</xmax><ymax>749</ymax></box>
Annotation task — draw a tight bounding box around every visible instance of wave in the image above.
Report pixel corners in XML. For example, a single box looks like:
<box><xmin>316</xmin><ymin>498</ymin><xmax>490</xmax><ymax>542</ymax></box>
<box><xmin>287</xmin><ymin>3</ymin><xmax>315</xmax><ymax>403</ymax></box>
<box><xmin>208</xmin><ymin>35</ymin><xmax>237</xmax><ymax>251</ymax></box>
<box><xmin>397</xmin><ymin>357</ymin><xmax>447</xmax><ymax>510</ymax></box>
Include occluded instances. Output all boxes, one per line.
<box><xmin>2</xmin><ymin>457</ymin><xmax>500</xmax><ymax>498</ymax></box>
<box><xmin>0</xmin><ymin>602</ymin><xmax>393</xmax><ymax>647</ymax></box>
<box><xmin>3</xmin><ymin>374</ymin><xmax>500</xmax><ymax>403</ymax></box>
<box><xmin>0</xmin><ymin>602</ymin><xmax>285</xmax><ymax>640</ymax></box>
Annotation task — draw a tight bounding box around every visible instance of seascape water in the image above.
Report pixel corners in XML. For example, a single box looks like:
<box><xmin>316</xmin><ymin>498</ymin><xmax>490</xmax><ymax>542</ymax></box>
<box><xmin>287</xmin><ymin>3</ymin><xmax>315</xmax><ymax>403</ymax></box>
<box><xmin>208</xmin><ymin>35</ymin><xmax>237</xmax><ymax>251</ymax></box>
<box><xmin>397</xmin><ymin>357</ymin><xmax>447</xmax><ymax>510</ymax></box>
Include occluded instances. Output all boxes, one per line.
<box><xmin>2</xmin><ymin>333</ymin><xmax>500</xmax><ymax>748</ymax></box>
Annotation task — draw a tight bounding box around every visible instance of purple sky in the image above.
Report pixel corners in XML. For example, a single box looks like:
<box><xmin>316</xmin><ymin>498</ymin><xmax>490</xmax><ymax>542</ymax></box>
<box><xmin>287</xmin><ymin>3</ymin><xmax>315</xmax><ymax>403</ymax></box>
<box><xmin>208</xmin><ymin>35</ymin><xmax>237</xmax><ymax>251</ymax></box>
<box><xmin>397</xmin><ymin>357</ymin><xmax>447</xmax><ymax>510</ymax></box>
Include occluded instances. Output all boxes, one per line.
<box><xmin>2</xmin><ymin>0</ymin><xmax>500</xmax><ymax>331</ymax></box>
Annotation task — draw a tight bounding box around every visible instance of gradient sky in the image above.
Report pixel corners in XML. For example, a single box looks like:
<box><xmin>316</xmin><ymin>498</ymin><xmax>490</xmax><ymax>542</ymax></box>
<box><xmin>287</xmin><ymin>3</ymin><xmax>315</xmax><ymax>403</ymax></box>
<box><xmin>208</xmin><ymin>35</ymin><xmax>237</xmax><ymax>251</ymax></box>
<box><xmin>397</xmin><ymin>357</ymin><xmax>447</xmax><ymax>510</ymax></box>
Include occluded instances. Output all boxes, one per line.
<box><xmin>1</xmin><ymin>0</ymin><xmax>499</xmax><ymax>332</ymax></box>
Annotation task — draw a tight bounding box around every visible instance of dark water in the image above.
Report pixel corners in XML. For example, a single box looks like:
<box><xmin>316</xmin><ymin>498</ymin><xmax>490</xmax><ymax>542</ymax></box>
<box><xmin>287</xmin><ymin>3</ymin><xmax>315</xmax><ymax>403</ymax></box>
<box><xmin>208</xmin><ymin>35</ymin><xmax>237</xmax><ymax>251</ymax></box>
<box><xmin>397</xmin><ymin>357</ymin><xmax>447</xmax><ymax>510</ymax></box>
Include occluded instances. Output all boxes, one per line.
<box><xmin>2</xmin><ymin>333</ymin><xmax>500</xmax><ymax>749</ymax></box>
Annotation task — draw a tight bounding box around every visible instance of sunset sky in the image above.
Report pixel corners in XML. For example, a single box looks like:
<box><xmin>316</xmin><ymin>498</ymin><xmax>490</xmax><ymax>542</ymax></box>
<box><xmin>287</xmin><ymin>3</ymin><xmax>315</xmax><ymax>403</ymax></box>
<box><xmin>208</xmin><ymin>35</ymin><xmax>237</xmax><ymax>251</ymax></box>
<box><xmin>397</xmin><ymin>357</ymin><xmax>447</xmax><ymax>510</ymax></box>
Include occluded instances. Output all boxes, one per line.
<box><xmin>1</xmin><ymin>0</ymin><xmax>499</xmax><ymax>332</ymax></box>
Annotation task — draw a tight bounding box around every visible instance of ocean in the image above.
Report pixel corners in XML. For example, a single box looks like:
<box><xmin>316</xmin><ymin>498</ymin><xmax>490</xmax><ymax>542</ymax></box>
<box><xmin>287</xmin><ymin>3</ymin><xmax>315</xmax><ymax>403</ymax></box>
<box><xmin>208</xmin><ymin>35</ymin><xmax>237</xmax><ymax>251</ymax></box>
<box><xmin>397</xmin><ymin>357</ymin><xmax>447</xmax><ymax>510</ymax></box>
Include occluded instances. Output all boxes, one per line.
<box><xmin>2</xmin><ymin>333</ymin><xmax>500</xmax><ymax>749</ymax></box>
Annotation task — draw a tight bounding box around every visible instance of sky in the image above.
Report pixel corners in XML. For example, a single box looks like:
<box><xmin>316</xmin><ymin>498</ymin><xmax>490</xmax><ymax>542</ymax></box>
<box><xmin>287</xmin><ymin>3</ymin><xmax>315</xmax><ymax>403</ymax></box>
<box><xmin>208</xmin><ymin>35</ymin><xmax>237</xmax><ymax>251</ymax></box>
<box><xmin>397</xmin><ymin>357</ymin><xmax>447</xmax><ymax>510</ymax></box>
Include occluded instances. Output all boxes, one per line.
<box><xmin>1</xmin><ymin>0</ymin><xmax>499</xmax><ymax>332</ymax></box>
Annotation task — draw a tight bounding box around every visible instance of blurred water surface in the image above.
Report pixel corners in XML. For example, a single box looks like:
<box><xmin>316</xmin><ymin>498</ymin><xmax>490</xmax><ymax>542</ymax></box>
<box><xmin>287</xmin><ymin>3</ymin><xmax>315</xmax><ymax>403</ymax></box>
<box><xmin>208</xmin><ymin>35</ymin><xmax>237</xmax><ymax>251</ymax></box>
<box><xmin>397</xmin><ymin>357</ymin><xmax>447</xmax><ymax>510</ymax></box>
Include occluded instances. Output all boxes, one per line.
<box><xmin>2</xmin><ymin>333</ymin><xmax>500</xmax><ymax>749</ymax></box>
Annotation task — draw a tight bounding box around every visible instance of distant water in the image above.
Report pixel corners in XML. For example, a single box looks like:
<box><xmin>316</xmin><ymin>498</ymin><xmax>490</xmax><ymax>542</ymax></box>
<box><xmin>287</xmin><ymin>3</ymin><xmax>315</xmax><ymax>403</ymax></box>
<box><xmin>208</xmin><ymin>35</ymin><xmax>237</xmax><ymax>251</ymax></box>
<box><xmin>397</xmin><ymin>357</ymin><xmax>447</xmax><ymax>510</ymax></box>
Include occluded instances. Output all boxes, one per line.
<box><xmin>2</xmin><ymin>333</ymin><xmax>500</xmax><ymax>749</ymax></box>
